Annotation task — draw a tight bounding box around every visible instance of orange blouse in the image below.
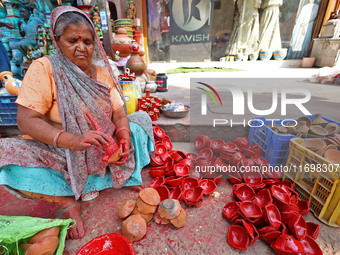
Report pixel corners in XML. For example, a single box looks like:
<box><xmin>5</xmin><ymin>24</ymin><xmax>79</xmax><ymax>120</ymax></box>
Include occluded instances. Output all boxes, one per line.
<box><xmin>16</xmin><ymin>57</ymin><xmax>124</xmax><ymax>124</ymax></box>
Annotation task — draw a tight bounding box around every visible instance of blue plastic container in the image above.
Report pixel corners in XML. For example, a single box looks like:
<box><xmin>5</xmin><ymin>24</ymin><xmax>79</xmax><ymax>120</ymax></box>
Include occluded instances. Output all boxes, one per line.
<box><xmin>0</xmin><ymin>95</ymin><xmax>18</xmax><ymax>126</ymax></box>
<box><xmin>248</xmin><ymin>115</ymin><xmax>340</xmax><ymax>166</ymax></box>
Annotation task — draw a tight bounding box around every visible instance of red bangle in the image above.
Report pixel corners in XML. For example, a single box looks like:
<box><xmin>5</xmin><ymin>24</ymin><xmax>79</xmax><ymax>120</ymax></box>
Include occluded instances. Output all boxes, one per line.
<box><xmin>115</xmin><ymin>128</ymin><xmax>131</xmax><ymax>137</ymax></box>
<box><xmin>53</xmin><ymin>130</ymin><xmax>66</xmax><ymax>148</ymax></box>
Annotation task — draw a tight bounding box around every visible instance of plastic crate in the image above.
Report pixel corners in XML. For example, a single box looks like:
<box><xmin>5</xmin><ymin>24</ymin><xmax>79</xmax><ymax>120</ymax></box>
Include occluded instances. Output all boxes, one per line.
<box><xmin>0</xmin><ymin>95</ymin><xmax>18</xmax><ymax>126</ymax></box>
<box><xmin>283</xmin><ymin>138</ymin><xmax>340</xmax><ymax>227</ymax></box>
<box><xmin>248</xmin><ymin>115</ymin><xmax>340</xmax><ymax>166</ymax></box>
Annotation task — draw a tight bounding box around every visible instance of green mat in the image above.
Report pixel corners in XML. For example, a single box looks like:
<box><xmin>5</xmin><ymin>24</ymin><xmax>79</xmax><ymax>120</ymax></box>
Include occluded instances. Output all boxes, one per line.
<box><xmin>166</xmin><ymin>67</ymin><xmax>244</xmax><ymax>74</ymax></box>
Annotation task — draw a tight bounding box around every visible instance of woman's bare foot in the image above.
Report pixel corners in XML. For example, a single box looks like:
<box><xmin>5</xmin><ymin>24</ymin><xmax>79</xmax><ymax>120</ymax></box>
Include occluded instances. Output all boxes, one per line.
<box><xmin>63</xmin><ymin>201</ymin><xmax>85</xmax><ymax>239</ymax></box>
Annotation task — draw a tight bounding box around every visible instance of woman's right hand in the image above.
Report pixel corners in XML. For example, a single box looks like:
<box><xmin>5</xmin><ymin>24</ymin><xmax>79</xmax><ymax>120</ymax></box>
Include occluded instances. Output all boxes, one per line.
<box><xmin>69</xmin><ymin>130</ymin><xmax>111</xmax><ymax>151</ymax></box>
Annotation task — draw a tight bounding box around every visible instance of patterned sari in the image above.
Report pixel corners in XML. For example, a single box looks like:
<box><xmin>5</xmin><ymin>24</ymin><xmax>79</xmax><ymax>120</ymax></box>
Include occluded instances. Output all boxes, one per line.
<box><xmin>0</xmin><ymin>6</ymin><xmax>154</xmax><ymax>200</ymax></box>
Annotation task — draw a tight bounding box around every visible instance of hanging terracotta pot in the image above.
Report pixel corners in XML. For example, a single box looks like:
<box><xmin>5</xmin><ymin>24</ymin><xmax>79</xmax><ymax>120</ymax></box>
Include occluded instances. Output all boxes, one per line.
<box><xmin>112</xmin><ymin>28</ymin><xmax>132</xmax><ymax>57</ymax></box>
<box><xmin>126</xmin><ymin>44</ymin><xmax>147</xmax><ymax>76</ymax></box>
<box><xmin>227</xmin><ymin>225</ymin><xmax>250</xmax><ymax>250</ymax></box>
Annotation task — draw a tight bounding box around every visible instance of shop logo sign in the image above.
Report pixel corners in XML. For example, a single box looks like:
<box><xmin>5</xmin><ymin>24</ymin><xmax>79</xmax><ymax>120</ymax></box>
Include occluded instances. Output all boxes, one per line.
<box><xmin>198</xmin><ymin>83</ymin><xmax>312</xmax><ymax>116</ymax></box>
<box><xmin>172</xmin><ymin>0</ymin><xmax>210</xmax><ymax>32</ymax></box>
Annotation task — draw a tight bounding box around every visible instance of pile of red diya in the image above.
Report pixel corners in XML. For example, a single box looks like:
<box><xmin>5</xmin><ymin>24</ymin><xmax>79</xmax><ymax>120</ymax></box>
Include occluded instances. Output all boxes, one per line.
<box><xmin>192</xmin><ymin>135</ymin><xmax>322</xmax><ymax>254</ymax></box>
<box><xmin>137</xmin><ymin>90</ymin><xmax>162</xmax><ymax>121</ymax></box>
<box><xmin>149</xmin><ymin>125</ymin><xmax>221</xmax><ymax>205</ymax></box>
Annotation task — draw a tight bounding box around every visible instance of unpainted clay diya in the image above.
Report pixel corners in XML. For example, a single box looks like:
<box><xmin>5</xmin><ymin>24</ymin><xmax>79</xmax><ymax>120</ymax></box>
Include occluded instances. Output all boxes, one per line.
<box><xmin>158</xmin><ymin>199</ymin><xmax>181</xmax><ymax>220</ymax></box>
<box><xmin>122</xmin><ymin>214</ymin><xmax>147</xmax><ymax>242</ymax></box>
<box><xmin>131</xmin><ymin>207</ymin><xmax>153</xmax><ymax>224</ymax></box>
<box><xmin>136</xmin><ymin>197</ymin><xmax>157</xmax><ymax>214</ymax></box>
<box><xmin>139</xmin><ymin>188</ymin><xmax>161</xmax><ymax>206</ymax></box>
<box><xmin>170</xmin><ymin>208</ymin><xmax>187</xmax><ymax>228</ymax></box>
<box><xmin>28</xmin><ymin>227</ymin><xmax>60</xmax><ymax>243</ymax></box>
<box><xmin>25</xmin><ymin>236</ymin><xmax>59</xmax><ymax>255</ymax></box>
<box><xmin>153</xmin><ymin>211</ymin><xmax>170</xmax><ymax>225</ymax></box>
<box><xmin>119</xmin><ymin>200</ymin><xmax>136</xmax><ymax>220</ymax></box>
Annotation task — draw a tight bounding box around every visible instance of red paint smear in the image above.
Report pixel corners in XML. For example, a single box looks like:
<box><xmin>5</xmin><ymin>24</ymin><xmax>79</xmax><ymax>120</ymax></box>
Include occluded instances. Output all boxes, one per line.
<box><xmin>167</xmin><ymin>238</ymin><xmax>174</xmax><ymax>243</ymax></box>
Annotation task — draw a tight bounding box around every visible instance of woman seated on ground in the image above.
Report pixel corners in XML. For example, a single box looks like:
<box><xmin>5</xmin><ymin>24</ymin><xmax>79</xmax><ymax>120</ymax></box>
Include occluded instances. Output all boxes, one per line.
<box><xmin>0</xmin><ymin>6</ymin><xmax>154</xmax><ymax>239</ymax></box>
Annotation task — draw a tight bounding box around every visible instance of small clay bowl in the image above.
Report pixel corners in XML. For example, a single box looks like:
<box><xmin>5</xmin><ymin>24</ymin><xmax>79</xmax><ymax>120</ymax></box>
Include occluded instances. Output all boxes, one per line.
<box><xmin>297</xmin><ymin>200</ymin><xmax>310</xmax><ymax>215</ymax></box>
<box><xmin>186</xmin><ymin>153</ymin><xmax>197</xmax><ymax>160</ymax></box>
<box><xmin>300</xmin><ymin>235</ymin><xmax>323</xmax><ymax>255</ymax></box>
<box><xmin>149</xmin><ymin>176</ymin><xmax>165</xmax><ymax>188</ymax></box>
<box><xmin>227</xmin><ymin>225</ymin><xmax>250</xmax><ymax>250</ymax></box>
<box><xmin>310</xmin><ymin>125</ymin><xmax>328</xmax><ymax>137</ymax></box>
<box><xmin>288</xmin><ymin>214</ymin><xmax>307</xmax><ymax>240</ymax></box>
<box><xmin>271</xmin><ymin>185</ymin><xmax>291</xmax><ymax>205</ymax></box>
<box><xmin>28</xmin><ymin>227</ymin><xmax>60</xmax><ymax>243</ymax></box>
<box><xmin>179</xmin><ymin>158</ymin><xmax>191</xmax><ymax>166</ymax></box>
<box><xmin>136</xmin><ymin>197</ymin><xmax>158</xmax><ymax>214</ymax></box>
<box><xmin>233</xmin><ymin>137</ymin><xmax>249</xmax><ymax>149</ymax></box>
<box><xmin>270</xmin><ymin>234</ymin><xmax>304</xmax><ymax>254</ymax></box>
<box><xmin>131</xmin><ymin>207</ymin><xmax>153</xmax><ymax>224</ymax></box>
<box><xmin>239</xmin><ymin>201</ymin><xmax>263</xmax><ymax>219</ymax></box>
<box><xmin>149</xmin><ymin>168</ymin><xmax>166</xmax><ymax>178</ymax></box>
<box><xmin>324</xmin><ymin>149</ymin><xmax>340</xmax><ymax>164</ymax></box>
<box><xmin>234</xmin><ymin>219</ymin><xmax>259</xmax><ymax>245</ymax></box>
<box><xmin>243</xmin><ymin>171</ymin><xmax>263</xmax><ymax>187</ymax></box>
<box><xmin>298</xmin><ymin>116</ymin><xmax>312</xmax><ymax>127</ymax></box>
<box><xmin>169</xmin><ymin>187</ymin><xmax>182</xmax><ymax>201</ymax></box>
<box><xmin>162</xmin><ymin>158</ymin><xmax>173</xmax><ymax>173</ymax></box>
<box><xmin>154</xmin><ymin>185</ymin><xmax>170</xmax><ymax>202</ymax></box>
<box><xmin>223</xmin><ymin>201</ymin><xmax>240</xmax><ymax>222</ymax></box>
<box><xmin>170</xmin><ymin>208</ymin><xmax>187</xmax><ymax>228</ymax></box>
<box><xmin>210</xmin><ymin>139</ymin><xmax>225</xmax><ymax>153</ymax></box>
<box><xmin>162</xmin><ymin>137</ymin><xmax>173</xmax><ymax>150</ymax></box>
<box><xmin>164</xmin><ymin>176</ymin><xmax>184</xmax><ymax>187</ymax></box>
<box><xmin>182</xmin><ymin>177</ymin><xmax>199</xmax><ymax>191</ymax></box>
<box><xmin>281</xmin><ymin>211</ymin><xmax>300</xmax><ymax>224</ymax></box>
<box><xmin>233</xmin><ymin>183</ymin><xmax>256</xmax><ymax>201</ymax></box>
<box><xmin>119</xmin><ymin>200</ymin><xmax>136</xmax><ymax>220</ymax></box>
<box><xmin>122</xmin><ymin>214</ymin><xmax>147</xmax><ymax>242</ymax></box>
<box><xmin>153</xmin><ymin>211</ymin><xmax>170</xmax><ymax>225</ymax></box>
<box><xmin>158</xmin><ymin>199</ymin><xmax>181</xmax><ymax>220</ymax></box>
<box><xmin>306</xmin><ymin>222</ymin><xmax>321</xmax><ymax>240</ymax></box>
<box><xmin>184</xmin><ymin>187</ymin><xmax>204</xmax><ymax>203</ymax></box>
<box><xmin>173</xmin><ymin>164</ymin><xmax>190</xmax><ymax>177</ymax></box>
<box><xmin>260</xmin><ymin>230</ymin><xmax>282</xmax><ymax>244</ymax></box>
<box><xmin>198</xmin><ymin>179</ymin><xmax>217</xmax><ymax>195</ymax></box>
<box><xmin>263</xmin><ymin>203</ymin><xmax>281</xmax><ymax>230</ymax></box>
<box><xmin>214</xmin><ymin>175</ymin><xmax>223</xmax><ymax>184</ymax></box>
<box><xmin>194</xmin><ymin>135</ymin><xmax>210</xmax><ymax>150</ymax></box>
<box><xmin>199</xmin><ymin>147</ymin><xmax>214</xmax><ymax>162</ymax></box>
<box><xmin>153</xmin><ymin>126</ymin><xmax>166</xmax><ymax>139</ymax></box>
<box><xmin>170</xmin><ymin>152</ymin><xmax>184</xmax><ymax>163</ymax></box>
<box><xmin>155</xmin><ymin>143</ymin><xmax>167</xmax><ymax>155</ymax></box>
<box><xmin>254</xmin><ymin>189</ymin><xmax>273</xmax><ymax>208</ymax></box>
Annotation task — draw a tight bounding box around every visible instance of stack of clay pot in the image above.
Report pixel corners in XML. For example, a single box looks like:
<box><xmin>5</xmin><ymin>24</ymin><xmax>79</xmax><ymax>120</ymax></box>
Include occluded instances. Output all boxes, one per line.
<box><xmin>21</xmin><ymin>227</ymin><xmax>60</xmax><ymax>255</ymax></box>
<box><xmin>271</xmin><ymin>114</ymin><xmax>340</xmax><ymax>138</ymax></box>
<box><xmin>137</xmin><ymin>90</ymin><xmax>163</xmax><ymax>121</ymax></box>
<box><xmin>119</xmin><ymin>188</ymin><xmax>186</xmax><ymax>242</ymax></box>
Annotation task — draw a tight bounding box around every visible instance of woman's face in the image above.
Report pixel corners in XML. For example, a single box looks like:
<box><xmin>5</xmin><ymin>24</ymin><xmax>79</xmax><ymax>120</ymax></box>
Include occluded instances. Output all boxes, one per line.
<box><xmin>57</xmin><ymin>22</ymin><xmax>94</xmax><ymax>71</ymax></box>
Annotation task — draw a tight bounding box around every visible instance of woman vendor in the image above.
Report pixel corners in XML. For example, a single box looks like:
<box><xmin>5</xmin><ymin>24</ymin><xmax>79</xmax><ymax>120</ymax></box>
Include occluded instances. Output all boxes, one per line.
<box><xmin>0</xmin><ymin>6</ymin><xmax>154</xmax><ymax>239</ymax></box>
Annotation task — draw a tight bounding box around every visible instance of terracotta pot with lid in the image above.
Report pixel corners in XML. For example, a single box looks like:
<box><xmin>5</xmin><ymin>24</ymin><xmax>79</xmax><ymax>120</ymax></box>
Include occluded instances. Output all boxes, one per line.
<box><xmin>112</xmin><ymin>28</ymin><xmax>132</xmax><ymax>57</ymax></box>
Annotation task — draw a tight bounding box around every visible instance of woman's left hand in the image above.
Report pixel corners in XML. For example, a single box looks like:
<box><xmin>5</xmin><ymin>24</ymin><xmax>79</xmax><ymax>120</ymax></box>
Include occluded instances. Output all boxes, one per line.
<box><xmin>112</xmin><ymin>138</ymin><xmax>130</xmax><ymax>166</ymax></box>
